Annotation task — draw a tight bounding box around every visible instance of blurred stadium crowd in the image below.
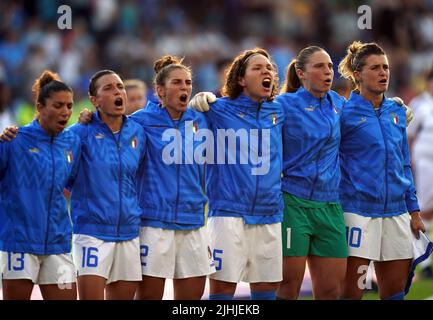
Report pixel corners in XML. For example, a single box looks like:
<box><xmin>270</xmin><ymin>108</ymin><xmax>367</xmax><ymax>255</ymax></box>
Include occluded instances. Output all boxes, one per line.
<box><xmin>1</xmin><ymin>0</ymin><xmax>433</xmax><ymax>127</ymax></box>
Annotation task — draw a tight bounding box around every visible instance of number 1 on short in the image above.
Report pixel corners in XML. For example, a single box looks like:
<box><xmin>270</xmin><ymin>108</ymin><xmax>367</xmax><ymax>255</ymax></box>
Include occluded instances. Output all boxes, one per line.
<box><xmin>286</xmin><ymin>228</ymin><xmax>291</xmax><ymax>249</ymax></box>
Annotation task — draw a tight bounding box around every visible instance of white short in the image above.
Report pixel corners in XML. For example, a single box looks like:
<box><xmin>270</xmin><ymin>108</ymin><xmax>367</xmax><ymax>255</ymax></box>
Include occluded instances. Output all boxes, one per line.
<box><xmin>72</xmin><ymin>234</ymin><xmax>142</xmax><ymax>284</ymax></box>
<box><xmin>0</xmin><ymin>251</ymin><xmax>76</xmax><ymax>285</ymax></box>
<box><xmin>344</xmin><ymin>212</ymin><xmax>414</xmax><ymax>261</ymax></box>
<box><xmin>208</xmin><ymin>217</ymin><xmax>282</xmax><ymax>283</ymax></box>
<box><xmin>139</xmin><ymin>226</ymin><xmax>216</xmax><ymax>279</ymax></box>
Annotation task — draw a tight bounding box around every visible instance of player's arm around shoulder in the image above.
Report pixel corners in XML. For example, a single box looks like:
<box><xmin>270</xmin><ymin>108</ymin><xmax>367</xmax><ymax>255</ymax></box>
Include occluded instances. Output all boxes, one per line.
<box><xmin>191</xmin><ymin>109</ymin><xmax>211</xmax><ymax>130</ymax></box>
<box><xmin>65</xmin><ymin>131</ymin><xmax>83</xmax><ymax>190</ymax></box>
<box><xmin>0</xmin><ymin>125</ymin><xmax>19</xmax><ymax>142</ymax></box>
<box><xmin>275</xmin><ymin>92</ymin><xmax>313</xmax><ymax>133</ymax></box>
<box><xmin>128</xmin><ymin>107</ymin><xmax>150</xmax><ymax>127</ymax></box>
<box><xmin>329</xmin><ymin>90</ymin><xmax>347</xmax><ymax>113</ymax></box>
<box><xmin>66</xmin><ymin>122</ymin><xmax>89</xmax><ymax>142</ymax></box>
<box><xmin>135</xmin><ymin>124</ymin><xmax>147</xmax><ymax>165</ymax></box>
<box><xmin>189</xmin><ymin>91</ymin><xmax>217</xmax><ymax>113</ymax></box>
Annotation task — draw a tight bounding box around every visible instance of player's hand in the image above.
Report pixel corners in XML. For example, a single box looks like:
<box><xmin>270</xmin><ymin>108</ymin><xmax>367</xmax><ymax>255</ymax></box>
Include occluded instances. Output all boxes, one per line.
<box><xmin>189</xmin><ymin>92</ymin><xmax>216</xmax><ymax>112</ymax></box>
<box><xmin>0</xmin><ymin>125</ymin><xmax>18</xmax><ymax>142</ymax></box>
<box><xmin>78</xmin><ymin>108</ymin><xmax>93</xmax><ymax>124</ymax></box>
<box><xmin>405</xmin><ymin>105</ymin><xmax>413</xmax><ymax>125</ymax></box>
<box><xmin>410</xmin><ymin>211</ymin><xmax>426</xmax><ymax>239</ymax></box>
<box><xmin>390</xmin><ymin>97</ymin><xmax>413</xmax><ymax>126</ymax></box>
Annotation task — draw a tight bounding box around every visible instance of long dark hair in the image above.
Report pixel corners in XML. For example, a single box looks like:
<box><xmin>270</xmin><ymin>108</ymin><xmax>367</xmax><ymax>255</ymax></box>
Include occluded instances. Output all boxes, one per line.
<box><xmin>221</xmin><ymin>47</ymin><xmax>279</xmax><ymax>101</ymax></box>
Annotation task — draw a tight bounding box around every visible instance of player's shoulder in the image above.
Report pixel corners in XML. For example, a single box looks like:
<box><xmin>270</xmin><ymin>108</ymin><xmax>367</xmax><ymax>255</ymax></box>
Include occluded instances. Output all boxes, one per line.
<box><xmin>186</xmin><ymin>107</ymin><xmax>208</xmax><ymax>122</ymax></box>
<box><xmin>328</xmin><ymin>90</ymin><xmax>346</xmax><ymax>104</ymax></box>
<box><xmin>125</xmin><ymin>116</ymin><xmax>145</xmax><ymax>132</ymax></box>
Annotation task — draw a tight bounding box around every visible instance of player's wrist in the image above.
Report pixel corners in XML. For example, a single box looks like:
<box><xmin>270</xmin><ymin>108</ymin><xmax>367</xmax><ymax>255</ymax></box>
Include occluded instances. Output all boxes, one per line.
<box><xmin>410</xmin><ymin>211</ymin><xmax>421</xmax><ymax>219</ymax></box>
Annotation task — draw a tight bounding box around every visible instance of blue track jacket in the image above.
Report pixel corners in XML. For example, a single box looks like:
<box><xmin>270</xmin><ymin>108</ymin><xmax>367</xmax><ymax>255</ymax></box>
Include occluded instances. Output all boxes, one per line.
<box><xmin>130</xmin><ymin>103</ymin><xmax>208</xmax><ymax>229</ymax></box>
<box><xmin>0</xmin><ymin>120</ymin><xmax>81</xmax><ymax>254</ymax></box>
<box><xmin>277</xmin><ymin>87</ymin><xmax>345</xmax><ymax>202</ymax></box>
<box><xmin>340</xmin><ymin>92</ymin><xmax>419</xmax><ymax>217</ymax></box>
<box><xmin>205</xmin><ymin>94</ymin><xmax>284</xmax><ymax>224</ymax></box>
<box><xmin>68</xmin><ymin>112</ymin><xmax>146</xmax><ymax>240</ymax></box>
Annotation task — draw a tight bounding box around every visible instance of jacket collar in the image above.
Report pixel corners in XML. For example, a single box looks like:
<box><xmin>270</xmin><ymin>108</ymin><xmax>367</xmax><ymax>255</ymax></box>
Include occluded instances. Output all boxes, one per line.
<box><xmin>296</xmin><ymin>86</ymin><xmax>330</xmax><ymax>104</ymax></box>
<box><xmin>349</xmin><ymin>91</ymin><xmax>393</xmax><ymax>113</ymax></box>
<box><xmin>29</xmin><ymin>119</ymin><xmax>62</xmax><ymax>140</ymax></box>
<box><xmin>148</xmin><ymin>101</ymin><xmax>198</xmax><ymax>123</ymax></box>
<box><xmin>93</xmin><ymin>110</ymin><xmax>127</xmax><ymax>130</ymax></box>
<box><xmin>229</xmin><ymin>93</ymin><xmax>264</xmax><ymax>109</ymax></box>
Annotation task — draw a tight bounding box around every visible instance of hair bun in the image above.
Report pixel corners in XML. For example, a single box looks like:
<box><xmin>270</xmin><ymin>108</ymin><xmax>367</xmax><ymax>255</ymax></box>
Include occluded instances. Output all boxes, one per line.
<box><xmin>348</xmin><ymin>41</ymin><xmax>362</xmax><ymax>55</ymax></box>
<box><xmin>154</xmin><ymin>55</ymin><xmax>183</xmax><ymax>73</ymax></box>
<box><xmin>32</xmin><ymin>70</ymin><xmax>61</xmax><ymax>94</ymax></box>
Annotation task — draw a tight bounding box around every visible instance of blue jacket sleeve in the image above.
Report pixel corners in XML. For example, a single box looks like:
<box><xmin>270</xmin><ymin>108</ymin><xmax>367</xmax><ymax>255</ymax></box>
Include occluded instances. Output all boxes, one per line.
<box><xmin>0</xmin><ymin>141</ymin><xmax>10</xmax><ymax>181</ymax></box>
<box><xmin>403</xmin><ymin>131</ymin><xmax>420</xmax><ymax>212</ymax></box>
<box><xmin>129</xmin><ymin>109</ymin><xmax>147</xmax><ymax>127</ymax></box>
<box><xmin>203</xmin><ymin>99</ymin><xmax>221</xmax><ymax>125</ymax></box>
<box><xmin>67</xmin><ymin>123</ymin><xmax>86</xmax><ymax>139</ymax></box>
<box><xmin>66</xmin><ymin>143</ymin><xmax>82</xmax><ymax>190</ymax></box>
<box><xmin>65</xmin><ymin>125</ymin><xmax>85</xmax><ymax>190</ymax></box>
<box><xmin>138</xmin><ymin>129</ymin><xmax>147</xmax><ymax>166</ymax></box>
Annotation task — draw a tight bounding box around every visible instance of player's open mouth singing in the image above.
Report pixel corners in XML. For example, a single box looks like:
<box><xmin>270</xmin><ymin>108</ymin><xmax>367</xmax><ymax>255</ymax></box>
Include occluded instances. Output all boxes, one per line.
<box><xmin>180</xmin><ymin>94</ymin><xmax>188</xmax><ymax>104</ymax></box>
<box><xmin>114</xmin><ymin>97</ymin><xmax>123</xmax><ymax>107</ymax></box>
<box><xmin>262</xmin><ymin>78</ymin><xmax>272</xmax><ymax>89</ymax></box>
<box><xmin>58</xmin><ymin>120</ymin><xmax>68</xmax><ymax>128</ymax></box>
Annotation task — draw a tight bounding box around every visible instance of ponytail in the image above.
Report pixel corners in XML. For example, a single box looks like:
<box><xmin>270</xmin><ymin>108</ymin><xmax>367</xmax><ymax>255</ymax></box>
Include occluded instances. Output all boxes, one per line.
<box><xmin>338</xmin><ymin>41</ymin><xmax>385</xmax><ymax>89</ymax></box>
<box><xmin>281</xmin><ymin>59</ymin><xmax>301</xmax><ymax>93</ymax></box>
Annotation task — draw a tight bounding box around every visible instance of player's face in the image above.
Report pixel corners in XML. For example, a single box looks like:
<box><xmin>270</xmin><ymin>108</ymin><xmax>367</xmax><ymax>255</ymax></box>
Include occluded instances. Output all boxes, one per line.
<box><xmin>157</xmin><ymin>68</ymin><xmax>192</xmax><ymax>118</ymax></box>
<box><xmin>91</xmin><ymin>73</ymin><xmax>127</xmax><ymax>118</ymax></box>
<box><xmin>37</xmin><ymin>90</ymin><xmax>73</xmax><ymax>135</ymax></box>
<box><xmin>238</xmin><ymin>54</ymin><xmax>275</xmax><ymax>102</ymax></box>
<box><xmin>297</xmin><ymin>50</ymin><xmax>333</xmax><ymax>98</ymax></box>
<box><xmin>126</xmin><ymin>87</ymin><xmax>146</xmax><ymax>115</ymax></box>
<box><xmin>355</xmin><ymin>54</ymin><xmax>389</xmax><ymax>95</ymax></box>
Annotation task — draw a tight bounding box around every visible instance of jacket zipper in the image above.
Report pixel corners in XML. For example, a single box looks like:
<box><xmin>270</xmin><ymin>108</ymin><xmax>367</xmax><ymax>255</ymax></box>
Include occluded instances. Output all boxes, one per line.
<box><xmin>115</xmin><ymin>129</ymin><xmax>122</xmax><ymax>237</ymax></box>
<box><xmin>44</xmin><ymin>136</ymin><xmax>55</xmax><ymax>254</ymax></box>
<box><xmin>251</xmin><ymin>101</ymin><xmax>262</xmax><ymax>215</ymax></box>
<box><xmin>309</xmin><ymin>97</ymin><xmax>332</xmax><ymax>200</ymax></box>
<box><xmin>104</xmin><ymin>122</ymin><xmax>123</xmax><ymax>238</ymax></box>
<box><xmin>167</xmin><ymin>109</ymin><xmax>184</xmax><ymax>221</ymax></box>
<box><xmin>174</xmin><ymin>126</ymin><xmax>180</xmax><ymax>221</ymax></box>
<box><xmin>375</xmin><ymin>108</ymin><xmax>388</xmax><ymax>213</ymax></box>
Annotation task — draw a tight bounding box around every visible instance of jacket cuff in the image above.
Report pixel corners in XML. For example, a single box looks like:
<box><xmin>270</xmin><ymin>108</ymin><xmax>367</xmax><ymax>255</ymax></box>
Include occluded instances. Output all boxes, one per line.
<box><xmin>406</xmin><ymin>199</ymin><xmax>420</xmax><ymax>213</ymax></box>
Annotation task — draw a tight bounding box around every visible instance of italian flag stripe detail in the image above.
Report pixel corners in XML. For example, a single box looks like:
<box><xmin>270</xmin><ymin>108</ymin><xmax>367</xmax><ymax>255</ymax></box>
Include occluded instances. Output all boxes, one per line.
<box><xmin>131</xmin><ymin>137</ymin><xmax>137</xmax><ymax>148</ymax></box>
